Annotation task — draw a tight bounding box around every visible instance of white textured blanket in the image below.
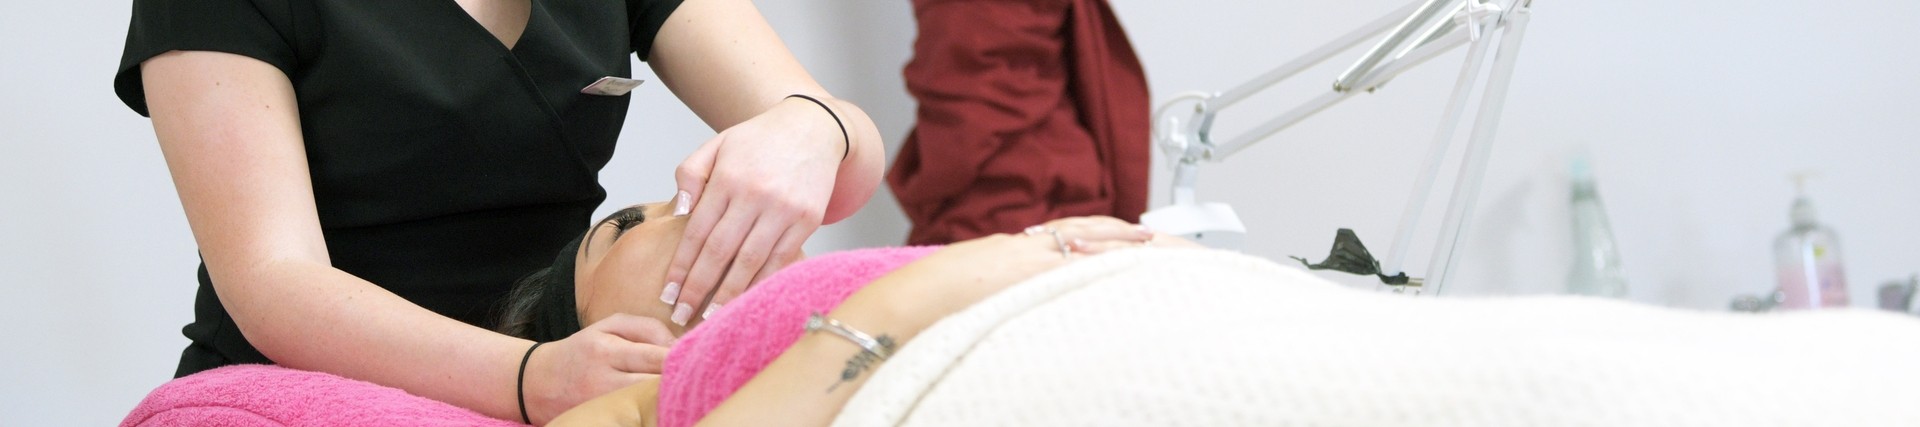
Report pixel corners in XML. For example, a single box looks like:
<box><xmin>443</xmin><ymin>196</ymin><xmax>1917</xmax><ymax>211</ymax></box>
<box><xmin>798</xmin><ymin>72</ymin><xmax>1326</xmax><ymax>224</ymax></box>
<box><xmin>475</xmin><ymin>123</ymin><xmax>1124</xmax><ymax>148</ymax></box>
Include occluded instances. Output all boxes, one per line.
<box><xmin>833</xmin><ymin>248</ymin><xmax>1920</xmax><ymax>427</ymax></box>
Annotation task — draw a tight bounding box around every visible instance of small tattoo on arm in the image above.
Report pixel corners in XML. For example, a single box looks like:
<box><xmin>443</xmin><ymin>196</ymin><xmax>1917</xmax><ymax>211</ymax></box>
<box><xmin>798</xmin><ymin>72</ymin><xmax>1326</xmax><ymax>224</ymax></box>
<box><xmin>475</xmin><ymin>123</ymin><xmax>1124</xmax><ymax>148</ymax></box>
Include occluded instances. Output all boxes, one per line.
<box><xmin>827</xmin><ymin>335</ymin><xmax>897</xmax><ymax>393</ymax></box>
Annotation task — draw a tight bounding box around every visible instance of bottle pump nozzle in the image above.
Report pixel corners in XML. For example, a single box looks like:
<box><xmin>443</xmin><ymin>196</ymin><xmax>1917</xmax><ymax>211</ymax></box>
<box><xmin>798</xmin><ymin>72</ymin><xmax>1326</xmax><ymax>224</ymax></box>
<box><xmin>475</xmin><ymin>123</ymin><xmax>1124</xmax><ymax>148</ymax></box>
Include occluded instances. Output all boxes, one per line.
<box><xmin>1788</xmin><ymin>171</ymin><xmax>1819</xmax><ymax>228</ymax></box>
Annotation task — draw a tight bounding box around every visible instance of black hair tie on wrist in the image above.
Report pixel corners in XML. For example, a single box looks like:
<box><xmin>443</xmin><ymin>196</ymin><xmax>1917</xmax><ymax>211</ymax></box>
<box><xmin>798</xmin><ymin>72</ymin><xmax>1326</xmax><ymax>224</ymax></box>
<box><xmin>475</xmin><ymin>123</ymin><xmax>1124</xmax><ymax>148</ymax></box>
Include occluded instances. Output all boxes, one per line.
<box><xmin>786</xmin><ymin>94</ymin><xmax>850</xmax><ymax>161</ymax></box>
<box><xmin>517</xmin><ymin>341</ymin><xmax>545</xmax><ymax>425</ymax></box>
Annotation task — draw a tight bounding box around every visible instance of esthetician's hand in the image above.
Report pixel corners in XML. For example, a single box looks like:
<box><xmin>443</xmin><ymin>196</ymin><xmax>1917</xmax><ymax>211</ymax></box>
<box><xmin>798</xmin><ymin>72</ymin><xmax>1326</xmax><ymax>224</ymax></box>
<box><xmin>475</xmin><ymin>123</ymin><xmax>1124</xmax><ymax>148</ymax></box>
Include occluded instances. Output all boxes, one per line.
<box><xmin>522</xmin><ymin>314</ymin><xmax>677</xmax><ymax>425</ymax></box>
<box><xmin>664</xmin><ymin>97</ymin><xmax>845</xmax><ymax>326</ymax></box>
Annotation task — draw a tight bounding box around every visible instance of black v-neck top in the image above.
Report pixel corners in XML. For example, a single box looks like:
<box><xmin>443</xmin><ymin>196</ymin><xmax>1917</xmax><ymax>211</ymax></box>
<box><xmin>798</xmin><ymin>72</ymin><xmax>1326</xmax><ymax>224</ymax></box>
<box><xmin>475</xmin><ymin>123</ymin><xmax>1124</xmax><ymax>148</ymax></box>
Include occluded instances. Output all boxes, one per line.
<box><xmin>114</xmin><ymin>0</ymin><xmax>683</xmax><ymax>377</ymax></box>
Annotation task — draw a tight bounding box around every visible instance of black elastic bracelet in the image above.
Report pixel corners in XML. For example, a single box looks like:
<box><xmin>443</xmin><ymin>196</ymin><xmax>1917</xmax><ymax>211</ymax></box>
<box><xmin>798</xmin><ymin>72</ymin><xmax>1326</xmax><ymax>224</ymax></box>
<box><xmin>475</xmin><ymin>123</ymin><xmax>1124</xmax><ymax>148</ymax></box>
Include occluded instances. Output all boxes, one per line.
<box><xmin>785</xmin><ymin>94</ymin><xmax>850</xmax><ymax>161</ymax></box>
<box><xmin>517</xmin><ymin>341</ymin><xmax>545</xmax><ymax>425</ymax></box>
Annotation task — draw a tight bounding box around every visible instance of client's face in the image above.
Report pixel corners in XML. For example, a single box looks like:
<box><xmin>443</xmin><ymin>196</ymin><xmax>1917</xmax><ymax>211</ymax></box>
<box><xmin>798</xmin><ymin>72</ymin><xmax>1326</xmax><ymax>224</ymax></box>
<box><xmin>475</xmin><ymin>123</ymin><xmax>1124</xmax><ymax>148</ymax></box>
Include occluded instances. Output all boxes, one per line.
<box><xmin>570</xmin><ymin>198</ymin><xmax>804</xmax><ymax>336</ymax></box>
<box><xmin>573</xmin><ymin>201</ymin><xmax>698</xmax><ymax>335</ymax></box>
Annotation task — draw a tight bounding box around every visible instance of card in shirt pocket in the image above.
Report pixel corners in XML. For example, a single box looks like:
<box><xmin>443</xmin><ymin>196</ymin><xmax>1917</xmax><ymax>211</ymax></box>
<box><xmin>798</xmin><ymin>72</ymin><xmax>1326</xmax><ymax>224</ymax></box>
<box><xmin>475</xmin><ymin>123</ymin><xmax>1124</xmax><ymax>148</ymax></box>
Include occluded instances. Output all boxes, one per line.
<box><xmin>580</xmin><ymin>77</ymin><xmax>645</xmax><ymax>96</ymax></box>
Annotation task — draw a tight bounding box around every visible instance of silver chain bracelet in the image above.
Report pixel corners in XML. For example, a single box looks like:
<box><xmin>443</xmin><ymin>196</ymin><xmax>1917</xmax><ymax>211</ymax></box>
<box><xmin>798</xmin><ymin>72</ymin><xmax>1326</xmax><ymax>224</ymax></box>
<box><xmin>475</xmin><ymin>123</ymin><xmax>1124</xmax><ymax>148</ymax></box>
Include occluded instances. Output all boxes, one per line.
<box><xmin>805</xmin><ymin>313</ymin><xmax>893</xmax><ymax>360</ymax></box>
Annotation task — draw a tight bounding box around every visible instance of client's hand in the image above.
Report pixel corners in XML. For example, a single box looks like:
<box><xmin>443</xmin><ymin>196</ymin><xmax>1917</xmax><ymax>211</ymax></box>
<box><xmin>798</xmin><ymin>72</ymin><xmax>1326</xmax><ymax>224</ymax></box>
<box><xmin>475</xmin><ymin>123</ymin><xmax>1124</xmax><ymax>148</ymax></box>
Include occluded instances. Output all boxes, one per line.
<box><xmin>523</xmin><ymin>313</ymin><xmax>677</xmax><ymax>425</ymax></box>
<box><xmin>902</xmin><ymin>216</ymin><xmax>1157</xmax><ymax>315</ymax></box>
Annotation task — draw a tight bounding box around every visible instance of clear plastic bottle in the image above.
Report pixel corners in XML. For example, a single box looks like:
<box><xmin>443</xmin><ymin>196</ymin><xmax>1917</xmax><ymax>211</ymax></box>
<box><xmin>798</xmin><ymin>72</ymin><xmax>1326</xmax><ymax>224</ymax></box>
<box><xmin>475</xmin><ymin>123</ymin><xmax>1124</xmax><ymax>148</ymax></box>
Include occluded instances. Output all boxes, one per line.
<box><xmin>1567</xmin><ymin>158</ymin><xmax>1627</xmax><ymax>297</ymax></box>
<box><xmin>1773</xmin><ymin>174</ymin><xmax>1848</xmax><ymax>309</ymax></box>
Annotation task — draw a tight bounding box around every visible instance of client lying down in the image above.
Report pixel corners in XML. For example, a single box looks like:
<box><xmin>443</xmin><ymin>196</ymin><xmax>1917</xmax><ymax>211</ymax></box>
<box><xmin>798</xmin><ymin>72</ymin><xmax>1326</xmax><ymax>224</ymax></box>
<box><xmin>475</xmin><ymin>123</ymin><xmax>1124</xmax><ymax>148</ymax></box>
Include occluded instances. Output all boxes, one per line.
<box><xmin>123</xmin><ymin>197</ymin><xmax>1920</xmax><ymax>426</ymax></box>
<box><xmin>508</xmin><ymin>199</ymin><xmax>1920</xmax><ymax>427</ymax></box>
<box><xmin>497</xmin><ymin>199</ymin><xmax>1179</xmax><ymax>426</ymax></box>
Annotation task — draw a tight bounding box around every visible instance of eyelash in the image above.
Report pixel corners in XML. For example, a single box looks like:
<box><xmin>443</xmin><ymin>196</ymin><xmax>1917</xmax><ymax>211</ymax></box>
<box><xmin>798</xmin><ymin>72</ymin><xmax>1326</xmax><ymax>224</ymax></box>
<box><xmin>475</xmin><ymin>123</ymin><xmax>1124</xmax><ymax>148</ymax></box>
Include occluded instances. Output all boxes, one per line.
<box><xmin>609</xmin><ymin>210</ymin><xmax>645</xmax><ymax>233</ymax></box>
<box><xmin>586</xmin><ymin>208</ymin><xmax>647</xmax><ymax>254</ymax></box>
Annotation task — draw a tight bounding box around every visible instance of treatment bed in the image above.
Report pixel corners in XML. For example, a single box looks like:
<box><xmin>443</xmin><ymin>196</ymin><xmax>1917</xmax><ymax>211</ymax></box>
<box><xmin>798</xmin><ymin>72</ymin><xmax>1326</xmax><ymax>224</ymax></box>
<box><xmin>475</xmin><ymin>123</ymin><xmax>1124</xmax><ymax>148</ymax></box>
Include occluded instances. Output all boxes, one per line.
<box><xmin>833</xmin><ymin>248</ymin><xmax>1920</xmax><ymax>426</ymax></box>
<box><xmin>124</xmin><ymin>248</ymin><xmax>1920</xmax><ymax>426</ymax></box>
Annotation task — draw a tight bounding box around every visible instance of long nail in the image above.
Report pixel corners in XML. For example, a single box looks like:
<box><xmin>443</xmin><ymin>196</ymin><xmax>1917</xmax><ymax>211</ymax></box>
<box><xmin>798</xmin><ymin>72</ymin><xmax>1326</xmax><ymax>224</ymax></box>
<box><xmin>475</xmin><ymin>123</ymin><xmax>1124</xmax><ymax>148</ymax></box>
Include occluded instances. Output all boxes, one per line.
<box><xmin>671</xmin><ymin>303</ymin><xmax>694</xmax><ymax>326</ymax></box>
<box><xmin>701</xmin><ymin>303</ymin><xmax>722</xmax><ymax>320</ymax></box>
<box><xmin>659</xmin><ymin>282</ymin><xmax>682</xmax><ymax>306</ymax></box>
<box><xmin>674</xmin><ymin>191</ymin><xmax>692</xmax><ymax>217</ymax></box>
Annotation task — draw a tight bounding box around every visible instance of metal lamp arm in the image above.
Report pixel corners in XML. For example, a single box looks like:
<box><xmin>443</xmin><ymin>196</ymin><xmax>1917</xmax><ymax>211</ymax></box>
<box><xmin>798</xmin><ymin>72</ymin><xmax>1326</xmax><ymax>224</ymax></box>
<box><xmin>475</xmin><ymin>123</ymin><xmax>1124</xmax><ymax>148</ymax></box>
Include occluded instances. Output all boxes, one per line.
<box><xmin>1147</xmin><ymin>0</ymin><xmax>1535</xmax><ymax>295</ymax></box>
<box><xmin>1171</xmin><ymin>0</ymin><xmax>1503</xmax><ymax>166</ymax></box>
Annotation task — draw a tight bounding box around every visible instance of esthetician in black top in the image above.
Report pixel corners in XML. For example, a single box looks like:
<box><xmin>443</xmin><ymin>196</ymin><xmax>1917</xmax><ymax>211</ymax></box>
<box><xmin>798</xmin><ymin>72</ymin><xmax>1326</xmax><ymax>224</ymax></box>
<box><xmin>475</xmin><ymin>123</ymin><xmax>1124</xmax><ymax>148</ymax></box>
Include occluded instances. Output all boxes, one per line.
<box><xmin>113</xmin><ymin>0</ymin><xmax>885</xmax><ymax>423</ymax></box>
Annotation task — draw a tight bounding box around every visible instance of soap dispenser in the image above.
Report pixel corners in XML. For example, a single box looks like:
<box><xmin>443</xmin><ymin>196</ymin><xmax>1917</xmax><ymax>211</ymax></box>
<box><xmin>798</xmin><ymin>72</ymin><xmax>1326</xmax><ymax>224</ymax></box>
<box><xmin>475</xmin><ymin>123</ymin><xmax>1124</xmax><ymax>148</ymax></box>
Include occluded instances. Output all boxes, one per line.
<box><xmin>1773</xmin><ymin>173</ymin><xmax>1849</xmax><ymax>309</ymax></box>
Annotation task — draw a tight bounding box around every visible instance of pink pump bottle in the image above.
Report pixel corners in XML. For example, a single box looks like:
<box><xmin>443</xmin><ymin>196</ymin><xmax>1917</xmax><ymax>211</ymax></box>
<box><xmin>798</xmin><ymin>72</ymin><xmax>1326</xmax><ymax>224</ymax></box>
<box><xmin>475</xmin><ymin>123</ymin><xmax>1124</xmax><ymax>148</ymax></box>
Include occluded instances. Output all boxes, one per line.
<box><xmin>1773</xmin><ymin>174</ymin><xmax>1849</xmax><ymax>309</ymax></box>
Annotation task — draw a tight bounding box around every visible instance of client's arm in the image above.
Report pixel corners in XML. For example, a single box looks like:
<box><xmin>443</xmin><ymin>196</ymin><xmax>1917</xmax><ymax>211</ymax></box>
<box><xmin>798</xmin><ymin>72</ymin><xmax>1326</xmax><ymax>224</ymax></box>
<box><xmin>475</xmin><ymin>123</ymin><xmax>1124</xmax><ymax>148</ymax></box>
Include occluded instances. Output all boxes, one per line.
<box><xmin>546</xmin><ymin>216</ymin><xmax>1167</xmax><ymax>427</ymax></box>
<box><xmin>697</xmin><ymin>217</ymin><xmax>1159</xmax><ymax>425</ymax></box>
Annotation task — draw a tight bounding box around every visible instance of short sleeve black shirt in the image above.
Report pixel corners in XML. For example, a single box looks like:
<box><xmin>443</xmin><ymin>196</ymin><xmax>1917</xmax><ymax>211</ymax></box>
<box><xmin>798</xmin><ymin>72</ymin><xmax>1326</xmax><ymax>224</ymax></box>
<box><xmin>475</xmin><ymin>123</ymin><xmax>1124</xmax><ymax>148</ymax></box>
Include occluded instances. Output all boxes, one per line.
<box><xmin>114</xmin><ymin>0</ymin><xmax>683</xmax><ymax>377</ymax></box>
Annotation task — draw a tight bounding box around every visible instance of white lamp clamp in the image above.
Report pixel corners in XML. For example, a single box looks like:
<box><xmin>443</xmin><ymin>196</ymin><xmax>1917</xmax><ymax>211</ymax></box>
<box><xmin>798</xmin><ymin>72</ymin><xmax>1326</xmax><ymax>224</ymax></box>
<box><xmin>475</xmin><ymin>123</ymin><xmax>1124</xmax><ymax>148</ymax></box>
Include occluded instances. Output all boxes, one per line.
<box><xmin>1141</xmin><ymin>97</ymin><xmax>1247</xmax><ymax>250</ymax></box>
<box><xmin>1139</xmin><ymin>0</ymin><xmax>1535</xmax><ymax>295</ymax></box>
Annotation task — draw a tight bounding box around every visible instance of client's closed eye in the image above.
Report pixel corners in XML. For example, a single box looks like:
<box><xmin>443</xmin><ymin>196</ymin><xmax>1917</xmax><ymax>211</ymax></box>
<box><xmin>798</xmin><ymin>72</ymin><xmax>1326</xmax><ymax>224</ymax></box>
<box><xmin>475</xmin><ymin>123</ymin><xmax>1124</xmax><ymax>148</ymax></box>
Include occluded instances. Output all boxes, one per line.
<box><xmin>608</xmin><ymin>208</ymin><xmax>647</xmax><ymax>237</ymax></box>
<box><xmin>584</xmin><ymin>205</ymin><xmax>650</xmax><ymax>259</ymax></box>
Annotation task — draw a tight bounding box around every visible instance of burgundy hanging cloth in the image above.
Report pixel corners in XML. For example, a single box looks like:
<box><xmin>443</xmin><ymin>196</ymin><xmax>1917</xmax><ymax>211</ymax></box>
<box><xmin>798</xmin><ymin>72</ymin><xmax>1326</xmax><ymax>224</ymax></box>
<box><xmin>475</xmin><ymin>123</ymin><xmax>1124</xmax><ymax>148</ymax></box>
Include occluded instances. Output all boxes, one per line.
<box><xmin>887</xmin><ymin>0</ymin><xmax>1151</xmax><ymax>245</ymax></box>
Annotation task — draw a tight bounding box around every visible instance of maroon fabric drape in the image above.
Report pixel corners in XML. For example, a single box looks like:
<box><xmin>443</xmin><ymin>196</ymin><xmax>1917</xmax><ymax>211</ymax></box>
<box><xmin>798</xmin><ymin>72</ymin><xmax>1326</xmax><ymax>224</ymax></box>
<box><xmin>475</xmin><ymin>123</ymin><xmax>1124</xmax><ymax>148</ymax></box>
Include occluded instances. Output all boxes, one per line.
<box><xmin>888</xmin><ymin>0</ymin><xmax>1151</xmax><ymax>245</ymax></box>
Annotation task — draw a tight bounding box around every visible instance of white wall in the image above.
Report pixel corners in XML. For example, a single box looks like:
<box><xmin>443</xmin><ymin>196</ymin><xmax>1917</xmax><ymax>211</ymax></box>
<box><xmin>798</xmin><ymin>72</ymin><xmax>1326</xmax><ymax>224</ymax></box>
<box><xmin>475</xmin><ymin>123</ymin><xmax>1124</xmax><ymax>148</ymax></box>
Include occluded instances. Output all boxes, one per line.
<box><xmin>2</xmin><ymin>0</ymin><xmax>1915</xmax><ymax>425</ymax></box>
<box><xmin>1116</xmin><ymin>0</ymin><xmax>1920</xmax><ymax>306</ymax></box>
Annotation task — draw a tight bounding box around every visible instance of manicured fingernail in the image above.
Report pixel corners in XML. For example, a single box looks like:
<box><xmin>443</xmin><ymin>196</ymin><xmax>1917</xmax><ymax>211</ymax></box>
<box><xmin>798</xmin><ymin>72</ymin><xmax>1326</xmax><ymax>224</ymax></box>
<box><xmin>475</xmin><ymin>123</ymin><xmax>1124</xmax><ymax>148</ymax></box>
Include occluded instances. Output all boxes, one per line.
<box><xmin>674</xmin><ymin>191</ymin><xmax>692</xmax><ymax>216</ymax></box>
<box><xmin>1070</xmin><ymin>238</ymin><xmax>1090</xmax><ymax>249</ymax></box>
<box><xmin>671</xmin><ymin>303</ymin><xmax>694</xmax><ymax>326</ymax></box>
<box><xmin>1136</xmin><ymin>225</ymin><xmax>1153</xmax><ymax>235</ymax></box>
<box><xmin>701</xmin><ymin>303</ymin><xmax>721</xmax><ymax>320</ymax></box>
<box><xmin>659</xmin><ymin>282</ymin><xmax>681</xmax><ymax>305</ymax></box>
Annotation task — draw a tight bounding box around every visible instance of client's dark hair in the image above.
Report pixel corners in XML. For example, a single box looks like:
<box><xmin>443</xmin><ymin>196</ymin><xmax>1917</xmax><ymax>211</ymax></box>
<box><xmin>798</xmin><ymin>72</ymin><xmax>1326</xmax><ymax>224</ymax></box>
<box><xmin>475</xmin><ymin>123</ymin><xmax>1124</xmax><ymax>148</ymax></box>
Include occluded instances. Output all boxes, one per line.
<box><xmin>497</xmin><ymin>206</ymin><xmax>650</xmax><ymax>341</ymax></box>
<box><xmin>495</xmin><ymin>233</ymin><xmax>586</xmax><ymax>342</ymax></box>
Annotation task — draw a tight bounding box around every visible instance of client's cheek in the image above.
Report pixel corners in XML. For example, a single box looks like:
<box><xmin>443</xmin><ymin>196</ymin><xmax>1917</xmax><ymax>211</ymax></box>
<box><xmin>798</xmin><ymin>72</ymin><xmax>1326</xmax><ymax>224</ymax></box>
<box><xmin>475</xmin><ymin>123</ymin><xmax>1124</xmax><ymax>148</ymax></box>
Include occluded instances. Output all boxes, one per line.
<box><xmin>579</xmin><ymin>271</ymin><xmax>658</xmax><ymax>326</ymax></box>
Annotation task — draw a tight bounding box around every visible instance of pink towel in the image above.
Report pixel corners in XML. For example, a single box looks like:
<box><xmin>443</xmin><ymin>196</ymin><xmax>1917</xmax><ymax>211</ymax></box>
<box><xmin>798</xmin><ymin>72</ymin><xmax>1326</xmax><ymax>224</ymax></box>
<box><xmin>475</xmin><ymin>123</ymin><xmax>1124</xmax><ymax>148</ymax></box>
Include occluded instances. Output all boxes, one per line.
<box><xmin>121</xmin><ymin>247</ymin><xmax>938</xmax><ymax>427</ymax></box>
<box><xmin>121</xmin><ymin>364</ymin><xmax>523</xmax><ymax>427</ymax></box>
<box><xmin>658</xmin><ymin>246</ymin><xmax>941</xmax><ymax>427</ymax></box>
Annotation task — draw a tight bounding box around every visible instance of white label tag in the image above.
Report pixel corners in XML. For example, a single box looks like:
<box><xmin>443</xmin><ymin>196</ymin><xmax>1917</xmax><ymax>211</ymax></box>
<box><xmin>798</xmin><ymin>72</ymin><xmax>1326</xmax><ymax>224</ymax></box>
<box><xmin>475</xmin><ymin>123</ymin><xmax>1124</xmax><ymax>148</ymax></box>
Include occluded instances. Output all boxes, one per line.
<box><xmin>580</xmin><ymin>77</ymin><xmax>645</xmax><ymax>96</ymax></box>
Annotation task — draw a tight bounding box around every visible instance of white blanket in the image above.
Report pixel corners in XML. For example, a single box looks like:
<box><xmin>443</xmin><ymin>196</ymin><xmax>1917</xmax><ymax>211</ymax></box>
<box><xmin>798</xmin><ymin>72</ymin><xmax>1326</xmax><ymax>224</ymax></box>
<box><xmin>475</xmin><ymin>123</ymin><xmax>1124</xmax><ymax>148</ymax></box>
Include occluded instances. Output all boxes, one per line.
<box><xmin>833</xmin><ymin>248</ymin><xmax>1920</xmax><ymax>427</ymax></box>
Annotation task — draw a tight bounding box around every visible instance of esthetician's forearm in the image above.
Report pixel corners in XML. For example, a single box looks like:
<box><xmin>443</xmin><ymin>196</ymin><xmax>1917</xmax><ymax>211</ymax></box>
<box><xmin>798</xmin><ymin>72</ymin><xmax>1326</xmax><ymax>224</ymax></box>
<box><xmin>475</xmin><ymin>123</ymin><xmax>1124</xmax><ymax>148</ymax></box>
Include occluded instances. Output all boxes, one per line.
<box><xmin>143</xmin><ymin>50</ymin><xmax>530</xmax><ymax>421</ymax></box>
<box><xmin>221</xmin><ymin>261</ymin><xmax>531</xmax><ymax>420</ymax></box>
<box><xmin>821</xmin><ymin>98</ymin><xmax>883</xmax><ymax>224</ymax></box>
<box><xmin>644</xmin><ymin>0</ymin><xmax>882</xmax><ymax>224</ymax></box>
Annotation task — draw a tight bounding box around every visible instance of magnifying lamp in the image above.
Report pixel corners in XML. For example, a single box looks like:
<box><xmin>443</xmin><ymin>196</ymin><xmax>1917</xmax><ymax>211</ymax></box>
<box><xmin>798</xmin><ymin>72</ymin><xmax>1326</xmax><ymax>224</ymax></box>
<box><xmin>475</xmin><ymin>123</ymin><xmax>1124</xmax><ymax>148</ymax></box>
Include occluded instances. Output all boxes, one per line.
<box><xmin>1140</xmin><ymin>0</ymin><xmax>1535</xmax><ymax>295</ymax></box>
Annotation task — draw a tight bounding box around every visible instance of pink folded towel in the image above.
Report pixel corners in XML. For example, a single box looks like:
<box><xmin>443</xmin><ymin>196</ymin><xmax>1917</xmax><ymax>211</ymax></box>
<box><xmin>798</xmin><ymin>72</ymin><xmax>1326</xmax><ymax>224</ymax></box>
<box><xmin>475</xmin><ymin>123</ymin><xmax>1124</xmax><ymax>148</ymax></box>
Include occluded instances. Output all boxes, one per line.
<box><xmin>121</xmin><ymin>364</ymin><xmax>523</xmax><ymax>427</ymax></box>
<box><xmin>122</xmin><ymin>247</ymin><xmax>938</xmax><ymax>427</ymax></box>
<box><xmin>658</xmin><ymin>246</ymin><xmax>941</xmax><ymax>427</ymax></box>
